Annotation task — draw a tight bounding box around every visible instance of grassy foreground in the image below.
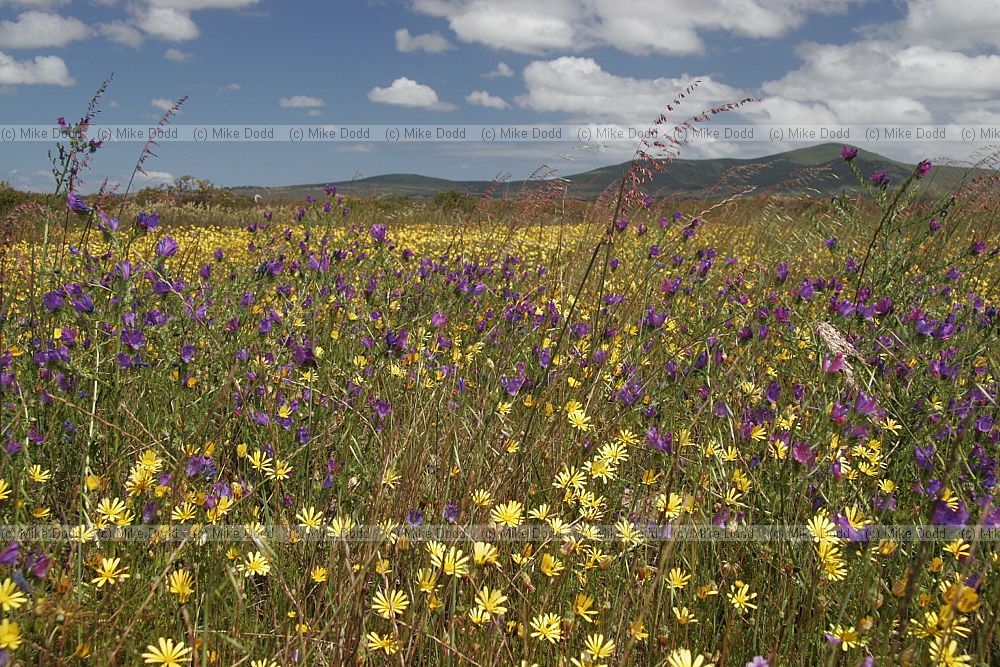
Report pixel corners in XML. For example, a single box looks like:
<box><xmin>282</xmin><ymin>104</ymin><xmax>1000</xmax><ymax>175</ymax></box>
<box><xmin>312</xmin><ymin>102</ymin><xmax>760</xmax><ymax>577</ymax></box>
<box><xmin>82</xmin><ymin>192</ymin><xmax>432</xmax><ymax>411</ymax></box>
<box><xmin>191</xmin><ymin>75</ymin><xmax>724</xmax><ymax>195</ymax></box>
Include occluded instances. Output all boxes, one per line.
<box><xmin>0</xmin><ymin>144</ymin><xmax>998</xmax><ymax>667</ymax></box>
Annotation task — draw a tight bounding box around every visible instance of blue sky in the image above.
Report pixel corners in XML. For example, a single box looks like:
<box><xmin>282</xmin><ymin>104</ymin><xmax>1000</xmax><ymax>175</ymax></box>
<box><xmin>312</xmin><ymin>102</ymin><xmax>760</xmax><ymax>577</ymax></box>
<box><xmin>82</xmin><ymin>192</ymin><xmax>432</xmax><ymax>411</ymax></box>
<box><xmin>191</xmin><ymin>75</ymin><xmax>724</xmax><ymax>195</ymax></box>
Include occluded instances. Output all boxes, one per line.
<box><xmin>1</xmin><ymin>0</ymin><xmax>998</xmax><ymax>192</ymax></box>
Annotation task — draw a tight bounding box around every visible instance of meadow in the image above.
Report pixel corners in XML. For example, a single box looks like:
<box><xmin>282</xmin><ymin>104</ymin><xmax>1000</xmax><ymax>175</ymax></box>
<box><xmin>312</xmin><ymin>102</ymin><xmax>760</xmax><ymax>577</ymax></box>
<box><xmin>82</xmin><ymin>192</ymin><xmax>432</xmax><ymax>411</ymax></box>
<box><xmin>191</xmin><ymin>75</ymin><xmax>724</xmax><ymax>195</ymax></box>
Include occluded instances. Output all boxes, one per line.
<box><xmin>0</xmin><ymin>105</ymin><xmax>997</xmax><ymax>667</ymax></box>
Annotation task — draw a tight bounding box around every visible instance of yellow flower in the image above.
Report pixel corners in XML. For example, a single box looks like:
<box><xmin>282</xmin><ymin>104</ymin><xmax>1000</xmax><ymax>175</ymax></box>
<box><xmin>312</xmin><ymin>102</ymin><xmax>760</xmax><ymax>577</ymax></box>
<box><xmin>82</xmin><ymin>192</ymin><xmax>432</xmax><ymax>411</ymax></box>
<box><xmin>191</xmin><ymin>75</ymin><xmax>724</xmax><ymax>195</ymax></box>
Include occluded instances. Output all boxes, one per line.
<box><xmin>142</xmin><ymin>637</ymin><xmax>192</xmax><ymax>666</ymax></box>
<box><xmin>475</xmin><ymin>586</ymin><xmax>508</xmax><ymax>617</ymax></box>
<box><xmin>442</xmin><ymin>547</ymin><xmax>470</xmax><ymax>578</ymax></box>
<box><xmin>0</xmin><ymin>480</ymin><xmax>11</xmax><ymax>502</ymax></box>
<box><xmin>928</xmin><ymin>636</ymin><xmax>972</xmax><ymax>666</ymax></box>
<box><xmin>0</xmin><ymin>579</ymin><xmax>28</xmax><ymax>611</ymax></box>
<box><xmin>667</xmin><ymin>567</ymin><xmax>691</xmax><ymax>590</ymax></box>
<box><xmin>372</xmin><ymin>588</ymin><xmax>410</xmax><ymax>619</ymax></box>
<box><xmin>727</xmin><ymin>580</ymin><xmax>757</xmax><ymax>613</ymax></box>
<box><xmin>471</xmin><ymin>488</ymin><xmax>493</xmax><ymax>506</ymax></box>
<box><xmin>672</xmin><ymin>606</ymin><xmax>698</xmax><ymax>624</ymax></box>
<box><xmin>826</xmin><ymin>624</ymin><xmax>865</xmax><ymax>651</ymax></box>
<box><xmin>239</xmin><ymin>551</ymin><xmax>270</xmax><ymax>577</ymax></box>
<box><xmin>28</xmin><ymin>465</ymin><xmax>51</xmax><ymax>483</ymax></box>
<box><xmin>168</xmin><ymin>569</ymin><xmax>194</xmax><ymax>604</ymax></box>
<box><xmin>92</xmin><ymin>557</ymin><xmax>130</xmax><ymax>587</ymax></box>
<box><xmin>171</xmin><ymin>502</ymin><xmax>197</xmax><ymax>523</ymax></box>
<box><xmin>416</xmin><ymin>567</ymin><xmax>438</xmax><ymax>594</ymax></box>
<box><xmin>584</xmin><ymin>633</ymin><xmax>615</xmax><ymax>658</ymax></box>
<box><xmin>310</xmin><ymin>567</ymin><xmax>328</xmax><ymax>583</ymax></box>
<box><xmin>807</xmin><ymin>512</ymin><xmax>839</xmax><ymax>544</ymax></box>
<box><xmin>473</xmin><ymin>541</ymin><xmax>500</xmax><ymax>568</ymax></box>
<box><xmin>0</xmin><ymin>618</ymin><xmax>21</xmax><ymax>651</ymax></box>
<box><xmin>572</xmin><ymin>594</ymin><xmax>598</xmax><ymax>622</ymax></box>
<box><xmin>295</xmin><ymin>506</ymin><xmax>325</xmax><ymax>528</ymax></box>
<box><xmin>491</xmin><ymin>500</ymin><xmax>524</xmax><ymax>527</ymax></box>
<box><xmin>468</xmin><ymin>607</ymin><xmax>491</xmax><ymax>625</ymax></box>
<box><xmin>529</xmin><ymin>612</ymin><xmax>562</xmax><ymax>643</ymax></box>
<box><xmin>365</xmin><ymin>632</ymin><xmax>400</xmax><ymax>655</ymax></box>
<box><xmin>667</xmin><ymin>648</ymin><xmax>713</xmax><ymax>667</ymax></box>
<box><xmin>567</xmin><ymin>409</ymin><xmax>591</xmax><ymax>432</ymax></box>
<box><xmin>881</xmin><ymin>417</ymin><xmax>901</xmax><ymax>435</ymax></box>
<box><xmin>944</xmin><ymin>539</ymin><xmax>971</xmax><ymax>561</ymax></box>
<box><xmin>540</xmin><ymin>553</ymin><xmax>564</xmax><ymax>577</ymax></box>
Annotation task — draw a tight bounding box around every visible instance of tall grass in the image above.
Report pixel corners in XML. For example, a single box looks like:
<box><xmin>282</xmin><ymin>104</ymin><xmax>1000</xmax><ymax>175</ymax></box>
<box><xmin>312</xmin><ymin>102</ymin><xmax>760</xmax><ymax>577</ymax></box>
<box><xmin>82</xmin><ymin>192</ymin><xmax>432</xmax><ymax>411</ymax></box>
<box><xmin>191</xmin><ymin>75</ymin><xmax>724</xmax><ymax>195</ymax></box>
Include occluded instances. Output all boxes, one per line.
<box><xmin>0</xmin><ymin>82</ymin><xmax>996</xmax><ymax>667</ymax></box>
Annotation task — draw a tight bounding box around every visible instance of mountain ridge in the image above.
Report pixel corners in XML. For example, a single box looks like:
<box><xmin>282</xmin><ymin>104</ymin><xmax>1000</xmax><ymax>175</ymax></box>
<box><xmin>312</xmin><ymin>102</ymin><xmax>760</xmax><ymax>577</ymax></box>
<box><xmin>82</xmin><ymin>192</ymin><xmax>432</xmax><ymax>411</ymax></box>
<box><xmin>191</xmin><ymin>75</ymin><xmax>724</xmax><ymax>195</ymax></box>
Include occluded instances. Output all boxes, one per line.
<box><xmin>231</xmin><ymin>144</ymin><xmax>978</xmax><ymax>201</ymax></box>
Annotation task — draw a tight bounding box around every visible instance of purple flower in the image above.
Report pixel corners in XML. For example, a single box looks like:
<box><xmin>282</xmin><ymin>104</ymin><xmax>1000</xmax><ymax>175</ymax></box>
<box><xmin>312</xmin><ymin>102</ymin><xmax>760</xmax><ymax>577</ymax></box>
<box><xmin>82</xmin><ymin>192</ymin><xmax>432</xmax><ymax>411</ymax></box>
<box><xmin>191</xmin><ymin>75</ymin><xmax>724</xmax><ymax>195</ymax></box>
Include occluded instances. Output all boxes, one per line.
<box><xmin>42</xmin><ymin>291</ymin><xmax>64</xmax><ymax>312</ymax></box>
<box><xmin>746</xmin><ymin>658</ymin><xmax>770</xmax><ymax>667</ymax></box>
<box><xmin>0</xmin><ymin>542</ymin><xmax>19</xmax><ymax>566</ymax></box>
<box><xmin>870</xmin><ymin>170</ymin><xmax>889</xmax><ymax>187</ymax></box>
<box><xmin>405</xmin><ymin>509</ymin><xmax>423</xmax><ymax>526</ymax></box>
<box><xmin>916</xmin><ymin>160</ymin><xmax>932</xmax><ymax>177</ymax></box>
<box><xmin>156</xmin><ymin>236</ymin><xmax>179</xmax><ymax>258</ymax></box>
<box><xmin>775</xmin><ymin>261</ymin><xmax>788</xmax><ymax>283</ymax></box>
<box><xmin>931</xmin><ymin>500</ymin><xmax>969</xmax><ymax>527</ymax></box>
<box><xmin>66</xmin><ymin>191</ymin><xmax>91</xmax><ymax>214</ymax></box>
<box><xmin>641</xmin><ymin>194</ymin><xmax>654</xmax><ymax>208</ymax></box>
<box><xmin>443</xmin><ymin>501</ymin><xmax>459</xmax><ymax>523</ymax></box>
<box><xmin>136</xmin><ymin>212</ymin><xmax>159</xmax><ymax>232</ymax></box>
<box><xmin>370</xmin><ymin>224</ymin><xmax>387</xmax><ymax>243</ymax></box>
<box><xmin>915</xmin><ymin>444</ymin><xmax>935</xmax><ymax>471</ymax></box>
<box><xmin>841</xmin><ymin>145</ymin><xmax>858</xmax><ymax>161</ymax></box>
<box><xmin>971</xmin><ymin>240</ymin><xmax>987</xmax><ymax>255</ymax></box>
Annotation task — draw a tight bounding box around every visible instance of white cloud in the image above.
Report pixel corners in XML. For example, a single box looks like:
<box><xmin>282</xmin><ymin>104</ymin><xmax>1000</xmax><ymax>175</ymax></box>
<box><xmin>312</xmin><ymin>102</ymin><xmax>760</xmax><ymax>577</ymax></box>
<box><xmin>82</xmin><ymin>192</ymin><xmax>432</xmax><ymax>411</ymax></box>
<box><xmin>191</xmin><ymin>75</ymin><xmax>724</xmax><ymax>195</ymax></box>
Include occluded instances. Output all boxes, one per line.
<box><xmin>466</xmin><ymin>89</ymin><xmax>508</xmax><ymax>109</ymax></box>
<box><xmin>135</xmin><ymin>6</ymin><xmax>200</xmax><ymax>41</ymax></box>
<box><xmin>307</xmin><ymin>109</ymin><xmax>323</xmax><ymax>117</ymax></box>
<box><xmin>147</xmin><ymin>0</ymin><xmax>260</xmax><ymax>9</ymax></box>
<box><xmin>164</xmin><ymin>47</ymin><xmax>191</xmax><ymax>60</ymax></box>
<box><xmin>0</xmin><ymin>49</ymin><xmax>72</xmax><ymax>85</ymax></box>
<box><xmin>394</xmin><ymin>27</ymin><xmax>453</xmax><ymax>53</ymax></box>
<box><xmin>150</xmin><ymin>97</ymin><xmax>176</xmax><ymax>112</ymax></box>
<box><xmin>898</xmin><ymin>0</ymin><xmax>1000</xmax><ymax>51</ymax></box>
<box><xmin>222</xmin><ymin>82</ymin><xmax>241</xmax><ymax>90</ymax></box>
<box><xmin>0</xmin><ymin>0</ymin><xmax>70</xmax><ymax>7</ymax></box>
<box><xmin>134</xmin><ymin>170</ymin><xmax>174</xmax><ymax>187</ymax></box>
<box><xmin>412</xmin><ymin>0</ymin><xmax>865</xmax><ymax>55</ymax></box>
<box><xmin>764</xmin><ymin>41</ymin><xmax>1000</xmax><ymax>102</ymax></box>
<box><xmin>0</xmin><ymin>11</ymin><xmax>91</xmax><ymax>49</ymax></box>
<box><xmin>483</xmin><ymin>61</ymin><xmax>513</xmax><ymax>77</ymax></box>
<box><xmin>368</xmin><ymin>77</ymin><xmax>457</xmax><ymax>111</ymax></box>
<box><xmin>99</xmin><ymin>21</ymin><xmax>143</xmax><ymax>47</ymax></box>
<box><xmin>518</xmin><ymin>56</ymin><xmax>744</xmax><ymax>121</ymax></box>
<box><xmin>279</xmin><ymin>95</ymin><xmax>325</xmax><ymax>108</ymax></box>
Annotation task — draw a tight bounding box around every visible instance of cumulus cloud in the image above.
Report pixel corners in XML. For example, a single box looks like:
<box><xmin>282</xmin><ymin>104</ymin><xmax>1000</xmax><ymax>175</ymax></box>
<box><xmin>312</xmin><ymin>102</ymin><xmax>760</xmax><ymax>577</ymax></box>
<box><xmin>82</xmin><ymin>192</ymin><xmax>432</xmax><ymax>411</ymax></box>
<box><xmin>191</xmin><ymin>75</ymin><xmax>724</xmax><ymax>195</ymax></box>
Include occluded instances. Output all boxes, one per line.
<box><xmin>897</xmin><ymin>0</ymin><xmax>1000</xmax><ymax>51</ymax></box>
<box><xmin>764</xmin><ymin>42</ymin><xmax>1000</xmax><ymax>103</ymax></box>
<box><xmin>466</xmin><ymin>89</ymin><xmax>508</xmax><ymax>109</ymax></box>
<box><xmin>279</xmin><ymin>95</ymin><xmax>325</xmax><ymax>108</ymax></box>
<box><xmin>0</xmin><ymin>11</ymin><xmax>91</xmax><ymax>49</ymax></box>
<box><xmin>483</xmin><ymin>61</ymin><xmax>514</xmax><ymax>78</ymax></box>
<box><xmin>134</xmin><ymin>170</ymin><xmax>174</xmax><ymax>187</ymax></box>
<box><xmin>368</xmin><ymin>77</ymin><xmax>457</xmax><ymax>111</ymax></box>
<box><xmin>517</xmin><ymin>56</ymin><xmax>745</xmax><ymax>121</ymax></box>
<box><xmin>0</xmin><ymin>0</ymin><xmax>71</xmax><ymax>7</ymax></box>
<box><xmin>150</xmin><ymin>97</ymin><xmax>177</xmax><ymax>112</ymax></box>
<box><xmin>99</xmin><ymin>21</ymin><xmax>143</xmax><ymax>47</ymax></box>
<box><xmin>394</xmin><ymin>27</ymin><xmax>453</xmax><ymax>53</ymax></box>
<box><xmin>0</xmin><ymin>49</ymin><xmax>73</xmax><ymax>85</ymax></box>
<box><xmin>164</xmin><ymin>47</ymin><xmax>191</xmax><ymax>60</ymax></box>
<box><xmin>412</xmin><ymin>0</ymin><xmax>865</xmax><ymax>55</ymax></box>
<box><xmin>134</xmin><ymin>6</ymin><xmax>200</xmax><ymax>41</ymax></box>
<box><xmin>147</xmin><ymin>0</ymin><xmax>260</xmax><ymax>8</ymax></box>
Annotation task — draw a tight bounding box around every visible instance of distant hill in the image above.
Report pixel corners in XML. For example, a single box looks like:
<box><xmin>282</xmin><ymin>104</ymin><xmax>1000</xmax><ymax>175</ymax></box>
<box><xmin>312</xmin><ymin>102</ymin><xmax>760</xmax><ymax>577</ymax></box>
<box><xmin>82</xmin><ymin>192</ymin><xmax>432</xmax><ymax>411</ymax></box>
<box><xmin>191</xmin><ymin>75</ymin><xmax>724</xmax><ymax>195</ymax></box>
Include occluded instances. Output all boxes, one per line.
<box><xmin>231</xmin><ymin>144</ymin><xmax>982</xmax><ymax>201</ymax></box>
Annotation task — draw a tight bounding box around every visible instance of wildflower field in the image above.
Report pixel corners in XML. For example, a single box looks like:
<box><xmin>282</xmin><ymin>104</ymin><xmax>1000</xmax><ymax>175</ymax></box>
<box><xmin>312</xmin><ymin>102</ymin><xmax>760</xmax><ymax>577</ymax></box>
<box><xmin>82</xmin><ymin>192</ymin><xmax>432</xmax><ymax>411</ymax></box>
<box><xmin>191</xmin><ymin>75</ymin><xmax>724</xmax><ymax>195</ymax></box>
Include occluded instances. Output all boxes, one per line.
<box><xmin>0</xmin><ymin>121</ymin><xmax>999</xmax><ymax>667</ymax></box>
